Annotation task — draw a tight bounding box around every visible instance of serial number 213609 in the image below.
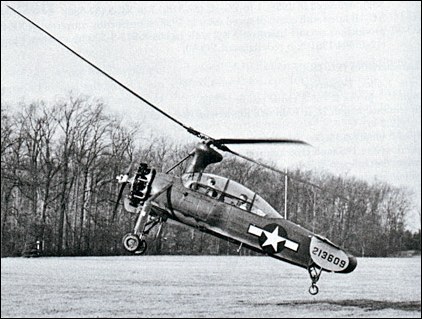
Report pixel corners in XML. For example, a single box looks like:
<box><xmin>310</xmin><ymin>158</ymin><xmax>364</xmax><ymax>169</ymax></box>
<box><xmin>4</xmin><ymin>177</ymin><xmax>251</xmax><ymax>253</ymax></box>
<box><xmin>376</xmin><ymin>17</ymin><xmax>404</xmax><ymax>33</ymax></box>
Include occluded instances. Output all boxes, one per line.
<box><xmin>312</xmin><ymin>247</ymin><xmax>346</xmax><ymax>268</ymax></box>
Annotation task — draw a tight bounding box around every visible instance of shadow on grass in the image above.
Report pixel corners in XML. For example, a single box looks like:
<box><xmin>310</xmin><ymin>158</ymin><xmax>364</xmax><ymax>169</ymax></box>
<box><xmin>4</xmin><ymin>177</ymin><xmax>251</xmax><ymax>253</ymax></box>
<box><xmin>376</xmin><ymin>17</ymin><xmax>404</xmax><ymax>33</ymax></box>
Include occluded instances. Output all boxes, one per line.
<box><xmin>242</xmin><ymin>299</ymin><xmax>421</xmax><ymax>312</ymax></box>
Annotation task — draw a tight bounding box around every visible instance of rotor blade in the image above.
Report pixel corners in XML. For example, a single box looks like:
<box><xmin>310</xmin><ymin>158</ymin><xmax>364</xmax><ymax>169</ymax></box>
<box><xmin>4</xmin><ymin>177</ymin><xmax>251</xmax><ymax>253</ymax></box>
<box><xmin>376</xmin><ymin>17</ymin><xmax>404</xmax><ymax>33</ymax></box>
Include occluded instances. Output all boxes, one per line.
<box><xmin>7</xmin><ymin>5</ymin><xmax>210</xmax><ymax>141</ymax></box>
<box><xmin>214</xmin><ymin>138</ymin><xmax>310</xmax><ymax>145</ymax></box>
<box><xmin>225</xmin><ymin>148</ymin><xmax>350</xmax><ymax>202</ymax></box>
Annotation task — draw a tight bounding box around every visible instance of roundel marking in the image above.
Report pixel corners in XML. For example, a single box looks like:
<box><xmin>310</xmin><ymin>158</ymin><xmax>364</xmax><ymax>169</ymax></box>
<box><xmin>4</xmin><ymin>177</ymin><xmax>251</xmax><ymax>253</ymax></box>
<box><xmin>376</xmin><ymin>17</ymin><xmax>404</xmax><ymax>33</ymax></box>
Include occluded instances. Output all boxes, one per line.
<box><xmin>248</xmin><ymin>223</ymin><xmax>299</xmax><ymax>254</ymax></box>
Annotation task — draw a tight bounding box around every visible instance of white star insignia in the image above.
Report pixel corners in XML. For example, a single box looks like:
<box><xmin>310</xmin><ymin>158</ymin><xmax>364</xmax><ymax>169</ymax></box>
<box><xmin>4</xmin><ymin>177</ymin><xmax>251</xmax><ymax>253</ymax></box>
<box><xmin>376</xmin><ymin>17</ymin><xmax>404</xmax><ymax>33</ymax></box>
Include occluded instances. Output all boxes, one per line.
<box><xmin>262</xmin><ymin>226</ymin><xmax>285</xmax><ymax>251</ymax></box>
<box><xmin>247</xmin><ymin>224</ymin><xmax>299</xmax><ymax>252</ymax></box>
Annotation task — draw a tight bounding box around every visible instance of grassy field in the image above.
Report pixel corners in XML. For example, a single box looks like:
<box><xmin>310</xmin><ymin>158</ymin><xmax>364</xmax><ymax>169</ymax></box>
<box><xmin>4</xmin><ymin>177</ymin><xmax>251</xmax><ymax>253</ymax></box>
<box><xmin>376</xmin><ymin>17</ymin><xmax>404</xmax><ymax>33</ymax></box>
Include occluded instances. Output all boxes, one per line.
<box><xmin>1</xmin><ymin>256</ymin><xmax>420</xmax><ymax>318</ymax></box>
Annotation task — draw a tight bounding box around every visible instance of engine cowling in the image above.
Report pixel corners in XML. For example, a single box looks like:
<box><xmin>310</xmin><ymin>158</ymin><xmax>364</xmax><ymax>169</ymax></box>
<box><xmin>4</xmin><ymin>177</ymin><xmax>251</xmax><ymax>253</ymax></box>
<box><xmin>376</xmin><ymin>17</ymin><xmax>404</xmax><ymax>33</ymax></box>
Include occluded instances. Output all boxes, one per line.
<box><xmin>124</xmin><ymin>163</ymin><xmax>156</xmax><ymax>212</ymax></box>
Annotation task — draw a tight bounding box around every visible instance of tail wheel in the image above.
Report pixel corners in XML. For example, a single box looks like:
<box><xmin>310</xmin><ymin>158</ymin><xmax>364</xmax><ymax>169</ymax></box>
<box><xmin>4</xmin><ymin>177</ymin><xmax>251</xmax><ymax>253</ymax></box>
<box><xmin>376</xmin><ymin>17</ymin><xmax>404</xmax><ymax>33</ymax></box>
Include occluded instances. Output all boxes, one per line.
<box><xmin>309</xmin><ymin>284</ymin><xmax>319</xmax><ymax>295</ymax></box>
<box><xmin>122</xmin><ymin>233</ymin><xmax>140</xmax><ymax>252</ymax></box>
<box><xmin>307</xmin><ymin>264</ymin><xmax>322</xmax><ymax>295</ymax></box>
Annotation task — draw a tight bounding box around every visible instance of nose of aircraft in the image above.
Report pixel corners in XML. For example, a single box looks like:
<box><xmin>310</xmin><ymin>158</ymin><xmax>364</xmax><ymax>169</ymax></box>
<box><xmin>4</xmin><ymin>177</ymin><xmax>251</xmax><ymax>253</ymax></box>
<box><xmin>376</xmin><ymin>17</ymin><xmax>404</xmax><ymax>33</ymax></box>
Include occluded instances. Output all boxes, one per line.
<box><xmin>340</xmin><ymin>255</ymin><xmax>358</xmax><ymax>273</ymax></box>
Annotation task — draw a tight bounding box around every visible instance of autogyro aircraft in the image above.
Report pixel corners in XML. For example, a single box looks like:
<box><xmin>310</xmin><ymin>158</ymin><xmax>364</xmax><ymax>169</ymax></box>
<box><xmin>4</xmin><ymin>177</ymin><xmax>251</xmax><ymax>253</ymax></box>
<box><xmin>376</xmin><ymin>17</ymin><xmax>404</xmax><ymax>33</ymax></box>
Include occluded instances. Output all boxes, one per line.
<box><xmin>8</xmin><ymin>6</ymin><xmax>357</xmax><ymax>295</ymax></box>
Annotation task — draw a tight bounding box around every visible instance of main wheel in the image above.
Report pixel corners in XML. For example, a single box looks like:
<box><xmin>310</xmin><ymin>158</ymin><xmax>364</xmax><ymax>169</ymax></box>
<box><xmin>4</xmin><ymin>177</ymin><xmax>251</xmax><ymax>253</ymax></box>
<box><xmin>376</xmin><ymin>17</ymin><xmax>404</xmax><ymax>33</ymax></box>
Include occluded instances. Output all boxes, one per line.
<box><xmin>122</xmin><ymin>233</ymin><xmax>140</xmax><ymax>252</ymax></box>
<box><xmin>135</xmin><ymin>239</ymin><xmax>147</xmax><ymax>255</ymax></box>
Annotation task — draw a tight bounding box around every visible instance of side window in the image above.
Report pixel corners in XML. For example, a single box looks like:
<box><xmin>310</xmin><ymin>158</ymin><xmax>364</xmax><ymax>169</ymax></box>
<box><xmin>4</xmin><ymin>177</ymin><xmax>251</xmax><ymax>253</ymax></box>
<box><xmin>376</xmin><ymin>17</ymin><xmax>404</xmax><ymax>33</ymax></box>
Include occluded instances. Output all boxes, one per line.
<box><xmin>235</xmin><ymin>194</ymin><xmax>251</xmax><ymax>211</ymax></box>
<box><xmin>221</xmin><ymin>193</ymin><xmax>248</xmax><ymax>208</ymax></box>
<box><xmin>183</xmin><ymin>174</ymin><xmax>223</xmax><ymax>200</ymax></box>
<box><xmin>204</xmin><ymin>177</ymin><xmax>218</xmax><ymax>197</ymax></box>
<box><xmin>252</xmin><ymin>195</ymin><xmax>279</xmax><ymax>217</ymax></box>
<box><xmin>250</xmin><ymin>207</ymin><xmax>266</xmax><ymax>217</ymax></box>
<box><xmin>186</xmin><ymin>182</ymin><xmax>220</xmax><ymax>198</ymax></box>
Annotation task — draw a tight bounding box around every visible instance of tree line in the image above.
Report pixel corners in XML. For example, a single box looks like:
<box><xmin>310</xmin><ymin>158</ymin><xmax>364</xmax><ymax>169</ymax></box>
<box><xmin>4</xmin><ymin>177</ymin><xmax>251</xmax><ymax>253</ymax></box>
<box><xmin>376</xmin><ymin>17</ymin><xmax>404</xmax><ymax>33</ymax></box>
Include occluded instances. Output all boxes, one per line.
<box><xmin>1</xmin><ymin>96</ymin><xmax>420</xmax><ymax>257</ymax></box>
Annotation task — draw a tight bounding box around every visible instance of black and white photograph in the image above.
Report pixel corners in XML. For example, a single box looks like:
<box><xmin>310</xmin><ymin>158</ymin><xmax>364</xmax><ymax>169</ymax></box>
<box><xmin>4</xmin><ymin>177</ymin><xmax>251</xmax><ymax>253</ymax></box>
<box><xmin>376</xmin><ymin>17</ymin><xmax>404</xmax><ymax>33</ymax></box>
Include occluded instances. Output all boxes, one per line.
<box><xmin>1</xmin><ymin>1</ymin><xmax>421</xmax><ymax>318</ymax></box>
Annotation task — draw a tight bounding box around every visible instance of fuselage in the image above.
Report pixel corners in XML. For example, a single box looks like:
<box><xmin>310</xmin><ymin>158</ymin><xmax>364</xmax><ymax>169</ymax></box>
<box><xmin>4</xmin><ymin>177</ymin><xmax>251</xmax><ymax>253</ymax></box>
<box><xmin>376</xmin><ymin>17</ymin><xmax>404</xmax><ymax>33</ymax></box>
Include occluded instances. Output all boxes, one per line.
<box><xmin>138</xmin><ymin>172</ymin><xmax>357</xmax><ymax>273</ymax></box>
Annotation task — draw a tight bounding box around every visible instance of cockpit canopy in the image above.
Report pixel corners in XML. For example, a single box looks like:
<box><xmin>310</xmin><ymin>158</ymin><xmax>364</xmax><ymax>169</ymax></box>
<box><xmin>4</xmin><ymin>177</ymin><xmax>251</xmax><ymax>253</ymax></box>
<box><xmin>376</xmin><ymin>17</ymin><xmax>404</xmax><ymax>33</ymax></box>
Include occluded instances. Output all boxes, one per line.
<box><xmin>182</xmin><ymin>172</ymin><xmax>281</xmax><ymax>218</ymax></box>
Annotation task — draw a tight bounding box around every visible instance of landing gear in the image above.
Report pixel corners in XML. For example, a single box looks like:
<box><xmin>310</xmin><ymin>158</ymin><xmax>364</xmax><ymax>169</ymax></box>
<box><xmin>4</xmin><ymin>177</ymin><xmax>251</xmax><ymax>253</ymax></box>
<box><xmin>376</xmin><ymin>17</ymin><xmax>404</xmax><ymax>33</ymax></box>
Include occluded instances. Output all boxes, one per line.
<box><xmin>122</xmin><ymin>198</ymin><xmax>153</xmax><ymax>255</ymax></box>
<box><xmin>122</xmin><ymin>218</ymin><xmax>163</xmax><ymax>255</ymax></box>
<box><xmin>307</xmin><ymin>264</ymin><xmax>322</xmax><ymax>295</ymax></box>
<box><xmin>309</xmin><ymin>283</ymin><xmax>319</xmax><ymax>295</ymax></box>
<box><xmin>135</xmin><ymin>239</ymin><xmax>147</xmax><ymax>255</ymax></box>
<box><xmin>122</xmin><ymin>233</ymin><xmax>147</xmax><ymax>254</ymax></box>
<box><xmin>122</xmin><ymin>183</ymin><xmax>172</xmax><ymax>255</ymax></box>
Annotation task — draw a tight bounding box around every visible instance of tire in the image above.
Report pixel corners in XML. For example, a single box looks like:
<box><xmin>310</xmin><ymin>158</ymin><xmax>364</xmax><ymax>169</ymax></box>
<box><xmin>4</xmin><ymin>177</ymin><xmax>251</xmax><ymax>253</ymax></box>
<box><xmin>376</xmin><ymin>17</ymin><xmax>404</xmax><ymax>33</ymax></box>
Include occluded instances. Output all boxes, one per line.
<box><xmin>309</xmin><ymin>284</ymin><xmax>319</xmax><ymax>295</ymax></box>
<box><xmin>135</xmin><ymin>239</ymin><xmax>147</xmax><ymax>255</ymax></box>
<box><xmin>122</xmin><ymin>233</ymin><xmax>140</xmax><ymax>252</ymax></box>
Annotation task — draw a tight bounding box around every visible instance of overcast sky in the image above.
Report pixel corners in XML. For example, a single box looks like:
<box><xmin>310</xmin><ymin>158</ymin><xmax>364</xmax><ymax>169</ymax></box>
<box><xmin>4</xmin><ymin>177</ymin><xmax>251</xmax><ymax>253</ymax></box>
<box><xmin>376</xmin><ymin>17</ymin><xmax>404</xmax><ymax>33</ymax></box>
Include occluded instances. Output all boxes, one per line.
<box><xmin>1</xmin><ymin>1</ymin><xmax>421</xmax><ymax>229</ymax></box>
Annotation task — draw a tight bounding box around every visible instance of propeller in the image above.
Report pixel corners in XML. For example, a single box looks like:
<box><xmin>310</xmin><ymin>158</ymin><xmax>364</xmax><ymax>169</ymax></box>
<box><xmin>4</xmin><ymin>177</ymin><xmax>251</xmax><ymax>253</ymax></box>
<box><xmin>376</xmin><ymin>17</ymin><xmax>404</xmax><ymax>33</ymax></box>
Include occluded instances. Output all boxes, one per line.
<box><xmin>111</xmin><ymin>161</ymin><xmax>133</xmax><ymax>223</ymax></box>
<box><xmin>8</xmin><ymin>6</ymin><xmax>347</xmax><ymax>202</ymax></box>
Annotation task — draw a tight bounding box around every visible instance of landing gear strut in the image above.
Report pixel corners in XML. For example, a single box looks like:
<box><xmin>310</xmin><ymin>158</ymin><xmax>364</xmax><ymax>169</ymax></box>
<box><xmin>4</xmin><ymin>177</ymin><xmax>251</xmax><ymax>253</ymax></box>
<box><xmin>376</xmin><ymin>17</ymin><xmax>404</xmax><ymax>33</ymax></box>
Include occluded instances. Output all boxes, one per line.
<box><xmin>122</xmin><ymin>203</ymin><xmax>157</xmax><ymax>255</ymax></box>
<box><xmin>307</xmin><ymin>264</ymin><xmax>322</xmax><ymax>295</ymax></box>
<box><xmin>122</xmin><ymin>183</ymin><xmax>172</xmax><ymax>255</ymax></box>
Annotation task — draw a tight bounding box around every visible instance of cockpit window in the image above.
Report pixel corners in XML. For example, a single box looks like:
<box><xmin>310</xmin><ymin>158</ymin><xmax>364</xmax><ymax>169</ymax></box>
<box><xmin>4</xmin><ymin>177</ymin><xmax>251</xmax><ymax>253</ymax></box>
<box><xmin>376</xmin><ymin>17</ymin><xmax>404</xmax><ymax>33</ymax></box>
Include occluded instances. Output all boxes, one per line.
<box><xmin>252</xmin><ymin>195</ymin><xmax>277</xmax><ymax>217</ymax></box>
<box><xmin>182</xmin><ymin>173</ymin><xmax>281</xmax><ymax>218</ymax></box>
